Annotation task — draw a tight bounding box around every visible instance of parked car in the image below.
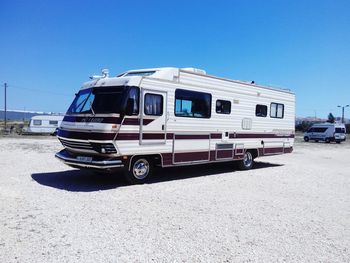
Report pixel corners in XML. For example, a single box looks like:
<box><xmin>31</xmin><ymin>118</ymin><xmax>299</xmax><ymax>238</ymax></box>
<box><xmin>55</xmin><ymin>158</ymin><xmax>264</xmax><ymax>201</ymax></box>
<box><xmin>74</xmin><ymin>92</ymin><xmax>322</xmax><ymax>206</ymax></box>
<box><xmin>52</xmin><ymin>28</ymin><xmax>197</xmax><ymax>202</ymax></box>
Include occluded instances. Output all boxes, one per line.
<box><xmin>304</xmin><ymin>123</ymin><xmax>346</xmax><ymax>143</ymax></box>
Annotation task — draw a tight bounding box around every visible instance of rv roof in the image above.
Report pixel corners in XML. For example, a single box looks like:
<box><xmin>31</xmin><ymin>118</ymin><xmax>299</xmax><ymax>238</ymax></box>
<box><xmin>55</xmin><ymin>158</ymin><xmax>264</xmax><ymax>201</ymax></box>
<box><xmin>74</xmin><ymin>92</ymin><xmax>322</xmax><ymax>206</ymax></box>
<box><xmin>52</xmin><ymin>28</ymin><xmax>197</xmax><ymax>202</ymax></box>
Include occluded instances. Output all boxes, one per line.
<box><xmin>82</xmin><ymin>67</ymin><xmax>293</xmax><ymax>94</ymax></box>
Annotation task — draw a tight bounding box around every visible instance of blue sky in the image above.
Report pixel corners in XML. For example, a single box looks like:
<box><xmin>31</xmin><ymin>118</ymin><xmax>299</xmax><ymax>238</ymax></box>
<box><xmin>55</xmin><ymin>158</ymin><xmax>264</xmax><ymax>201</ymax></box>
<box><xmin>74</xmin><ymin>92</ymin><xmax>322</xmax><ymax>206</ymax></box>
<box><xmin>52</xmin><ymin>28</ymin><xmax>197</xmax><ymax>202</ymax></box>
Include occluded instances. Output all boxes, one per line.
<box><xmin>1</xmin><ymin>0</ymin><xmax>349</xmax><ymax>118</ymax></box>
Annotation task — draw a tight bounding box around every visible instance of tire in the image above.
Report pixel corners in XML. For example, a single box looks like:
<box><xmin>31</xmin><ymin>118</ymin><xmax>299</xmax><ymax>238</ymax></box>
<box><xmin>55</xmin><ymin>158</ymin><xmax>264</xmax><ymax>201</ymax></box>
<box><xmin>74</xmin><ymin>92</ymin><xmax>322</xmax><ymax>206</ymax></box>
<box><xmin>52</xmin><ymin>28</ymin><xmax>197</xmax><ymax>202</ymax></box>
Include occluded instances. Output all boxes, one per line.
<box><xmin>315</xmin><ymin>140</ymin><xmax>319</xmax><ymax>143</ymax></box>
<box><xmin>238</xmin><ymin>151</ymin><xmax>254</xmax><ymax>170</ymax></box>
<box><xmin>336</xmin><ymin>141</ymin><xmax>341</xmax><ymax>144</ymax></box>
<box><xmin>304</xmin><ymin>136</ymin><xmax>309</xmax><ymax>142</ymax></box>
<box><xmin>124</xmin><ymin>157</ymin><xmax>153</xmax><ymax>184</ymax></box>
<box><xmin>325</xmin><ymin>138</ymin><xmax>331</xmax><ymax>143</ymax></box>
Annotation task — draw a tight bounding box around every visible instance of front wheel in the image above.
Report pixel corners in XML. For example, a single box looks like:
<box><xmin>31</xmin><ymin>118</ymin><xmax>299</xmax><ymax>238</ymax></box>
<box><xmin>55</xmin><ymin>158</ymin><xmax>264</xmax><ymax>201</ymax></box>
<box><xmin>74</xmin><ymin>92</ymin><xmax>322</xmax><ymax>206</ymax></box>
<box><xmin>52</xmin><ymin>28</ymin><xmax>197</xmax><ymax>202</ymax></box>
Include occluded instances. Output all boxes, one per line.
<box><xmin>239</xmin><ymin>151</ymin><xmax>254</xmax><ymax>170</ymax></box>
<box><xmin>124</xmin><ymin>157</ymin><xmax>153</xmax><ymax>184</ymax></box>
<box><xmin>304</xmin><ymin>136</ymin><xmax>309</xmax><ymax>142</ymax></box>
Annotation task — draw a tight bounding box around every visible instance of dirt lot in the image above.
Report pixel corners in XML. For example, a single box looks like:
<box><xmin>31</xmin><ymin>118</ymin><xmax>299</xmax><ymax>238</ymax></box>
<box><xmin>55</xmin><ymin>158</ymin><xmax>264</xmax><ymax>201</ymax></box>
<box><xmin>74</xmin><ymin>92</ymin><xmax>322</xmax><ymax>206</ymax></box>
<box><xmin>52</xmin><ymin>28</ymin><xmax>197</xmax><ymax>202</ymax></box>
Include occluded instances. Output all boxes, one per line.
<box><xmin>0</xmin><ymin>135</ymin><xmax>349</xmax><ymax>262</ymax></box>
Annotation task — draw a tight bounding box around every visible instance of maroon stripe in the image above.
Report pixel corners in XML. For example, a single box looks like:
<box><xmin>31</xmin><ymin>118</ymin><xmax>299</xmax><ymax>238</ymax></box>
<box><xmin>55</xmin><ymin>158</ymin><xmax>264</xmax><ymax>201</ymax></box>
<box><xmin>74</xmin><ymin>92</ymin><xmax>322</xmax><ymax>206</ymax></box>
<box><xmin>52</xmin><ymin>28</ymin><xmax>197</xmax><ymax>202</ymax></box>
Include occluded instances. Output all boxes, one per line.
<box><xmin>174</xmin><ymin>134</ymin><xmax>210</xmax><ymax>140</ymax></box>
<box><xmin>216</xmin><ymin>149</ymin><xmax>233</xmax><ymax>159</ymax></box>
<box><xmin>142</xmin><ymin>133</ymin><xmax>165</xmax><ymax>140</ymax></box>
<box><xmin>211</xmin><ymin>133</ymin><xmax>222</xmax><ymax>139</ymax></box>
<box><xmin>58</xmin><ymin>129</ymin><xmax>295</xmax><ymax>142</ymax></box>
<box><xmin>263</xmin><ymin>147</ymin><xmax>284</xmax><ymax>154</ymax></box>
<box><xmin>161</xmin><ymin>147</ymin><xmax>293</xmax><ymax>166</ymax></box>
<box><xmin>63</xmin><ymin>115</ymin><xmax>154</xmax><ymax>125</ymax></box>
<box><xmin>115</xmin><ymin>133</ymin><xmax>139</xmax><ymax>140</ymax></box>
<box><xmin>123</xmin><ymin>118</ymin><xmax>154</xmax><ymax>125</ymax></box>
<box><xmin>57</xmin><ymin>129</ymin><xmax>115</xmax><ymax>140</ymax></box>
<box><xmin>230</xmin><ymin>133</ymin><xmax>295</xmax><ymax>139</ymax></box>
<box><xmin>174</xmin><ymin>151</ymin><xmax>209</xmax><ymax>163</ymax></box>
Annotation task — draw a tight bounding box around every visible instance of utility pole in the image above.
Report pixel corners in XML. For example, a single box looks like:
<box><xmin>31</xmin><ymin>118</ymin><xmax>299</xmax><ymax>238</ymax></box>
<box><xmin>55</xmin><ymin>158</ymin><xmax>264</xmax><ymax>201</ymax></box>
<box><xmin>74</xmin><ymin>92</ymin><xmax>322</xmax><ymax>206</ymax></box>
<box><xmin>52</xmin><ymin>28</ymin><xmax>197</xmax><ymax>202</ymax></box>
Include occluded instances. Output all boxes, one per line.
<box><xmin>338</xmin><ymin>105</ymin><xmax>349</xmax><ymax>124</ymax></box>
<box><xmin>4</xmin><ymin>83</ymin><xmax>7</xmax><ymax>130</ymax></box>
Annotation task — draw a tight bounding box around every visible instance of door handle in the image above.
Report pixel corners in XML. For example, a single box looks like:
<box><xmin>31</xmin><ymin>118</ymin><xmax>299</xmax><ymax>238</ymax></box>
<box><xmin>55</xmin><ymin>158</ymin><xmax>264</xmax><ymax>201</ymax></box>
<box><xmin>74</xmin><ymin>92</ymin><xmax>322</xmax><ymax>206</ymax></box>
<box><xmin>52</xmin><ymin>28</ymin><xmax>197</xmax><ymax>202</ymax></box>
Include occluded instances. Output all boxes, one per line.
<box><xmin>162</xmin><ymin>125</ymin><xmax>165</xmax><ymax>130</ymax></box>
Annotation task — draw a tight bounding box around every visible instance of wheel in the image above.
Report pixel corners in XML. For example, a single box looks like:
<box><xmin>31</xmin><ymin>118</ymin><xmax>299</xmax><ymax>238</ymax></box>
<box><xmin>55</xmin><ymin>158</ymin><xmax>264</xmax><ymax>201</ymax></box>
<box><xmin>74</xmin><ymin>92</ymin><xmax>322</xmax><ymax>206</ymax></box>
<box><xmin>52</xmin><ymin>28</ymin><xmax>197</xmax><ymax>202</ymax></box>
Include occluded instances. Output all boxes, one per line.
<box><xmin>336</xmin><ymin>141</ymin><xmax>341</xmax><ymax>144</ymax></box>
<box><xmin>239</xmin><ymin>151</ymin><xmax>254</xmax><ymax>170</ymax></box>
<box><xmin>124</xmin><ymin>157</ymin><xmax>153</xmax><ymax>184</ymax></box>
<box><xmin>315</xmin><ymin>140</ymin><xmax>319</xmax><ymax>143</ymax></box>
<box><xmin>325</xmin><ymin>138</ymin><xmax>330</xmax><ymax>143</ymax></box>
<box><xmin>304</xmin><ymin>136</ymin><xmax>309</xmax><ymax>142</ymax></box>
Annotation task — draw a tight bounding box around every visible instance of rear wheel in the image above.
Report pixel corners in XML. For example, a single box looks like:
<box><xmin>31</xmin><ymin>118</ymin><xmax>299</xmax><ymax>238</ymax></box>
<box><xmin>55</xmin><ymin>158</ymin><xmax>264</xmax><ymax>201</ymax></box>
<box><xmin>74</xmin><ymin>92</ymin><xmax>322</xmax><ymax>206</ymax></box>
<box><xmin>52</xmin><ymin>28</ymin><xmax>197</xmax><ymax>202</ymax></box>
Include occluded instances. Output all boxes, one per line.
<box><xmin>304</xmin><ymin>136</ymin><xmax>309</xmax><ymax>142</ymax></box>
<box><xmin>124</xmin><ymin>157</ymin><xmax>153</xmax><ymax>184</ymax></box>
<box><xmin>325</xmin><ymin>138</ymin><xmax>331</xmax><ymax>143</ymax></box>
<box><xmin>239</xmin><ymin>151</ymin><xmax>254</xmax><ymax>170</ymax></box>
<box><xmin>336</xmin><ymin>141</ymin><xmax>341</xmax><ymax>144</ymax></box>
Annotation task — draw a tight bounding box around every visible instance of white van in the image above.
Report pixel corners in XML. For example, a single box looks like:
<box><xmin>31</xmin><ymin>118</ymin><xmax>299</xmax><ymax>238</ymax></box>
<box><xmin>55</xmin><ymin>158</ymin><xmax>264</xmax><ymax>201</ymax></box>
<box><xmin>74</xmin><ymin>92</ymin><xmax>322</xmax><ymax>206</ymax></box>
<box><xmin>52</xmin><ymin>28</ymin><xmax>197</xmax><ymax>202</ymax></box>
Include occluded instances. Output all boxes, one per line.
<box><xmin>304</xmin><ymin>123</ymin><xmax>346</xmax><ymax>143</ymax></box>
<box><xmin>27</xmin><ymin>115</ymin><xmax>64</xmax><ymax>135</ymax></box>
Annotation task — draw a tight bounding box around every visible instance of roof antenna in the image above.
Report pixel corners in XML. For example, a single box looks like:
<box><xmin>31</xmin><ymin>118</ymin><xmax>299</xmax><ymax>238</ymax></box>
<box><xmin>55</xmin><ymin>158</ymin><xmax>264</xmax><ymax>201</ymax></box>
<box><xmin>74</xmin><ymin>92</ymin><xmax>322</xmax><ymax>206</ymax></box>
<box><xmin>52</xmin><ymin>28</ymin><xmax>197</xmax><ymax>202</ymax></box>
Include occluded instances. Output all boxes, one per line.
<box><xmin>251</xmin><ymin>81</ymin><xmax>255</xmax><ymax>84</ymax></box>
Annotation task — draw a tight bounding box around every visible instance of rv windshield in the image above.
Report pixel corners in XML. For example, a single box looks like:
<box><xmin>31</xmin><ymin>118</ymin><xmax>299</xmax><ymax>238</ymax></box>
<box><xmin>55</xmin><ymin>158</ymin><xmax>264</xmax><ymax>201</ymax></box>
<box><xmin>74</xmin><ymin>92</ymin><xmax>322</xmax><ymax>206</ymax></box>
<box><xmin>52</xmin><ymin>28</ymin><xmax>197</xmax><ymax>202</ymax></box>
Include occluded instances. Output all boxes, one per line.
<box><xmin>67</xmin><ymin>86</ymin><xmax>126</xmax><ymax>114</ymax></box>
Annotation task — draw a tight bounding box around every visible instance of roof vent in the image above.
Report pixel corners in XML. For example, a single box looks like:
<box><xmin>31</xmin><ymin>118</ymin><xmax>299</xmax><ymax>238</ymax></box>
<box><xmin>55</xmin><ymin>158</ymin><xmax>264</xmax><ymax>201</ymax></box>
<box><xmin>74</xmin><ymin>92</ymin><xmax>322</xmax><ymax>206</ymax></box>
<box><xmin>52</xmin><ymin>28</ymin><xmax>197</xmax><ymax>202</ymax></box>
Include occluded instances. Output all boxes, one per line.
<box><xmin>181</xmin><ymin>68</ymin><xmax>206</xmax><ymax>75</ymax></box>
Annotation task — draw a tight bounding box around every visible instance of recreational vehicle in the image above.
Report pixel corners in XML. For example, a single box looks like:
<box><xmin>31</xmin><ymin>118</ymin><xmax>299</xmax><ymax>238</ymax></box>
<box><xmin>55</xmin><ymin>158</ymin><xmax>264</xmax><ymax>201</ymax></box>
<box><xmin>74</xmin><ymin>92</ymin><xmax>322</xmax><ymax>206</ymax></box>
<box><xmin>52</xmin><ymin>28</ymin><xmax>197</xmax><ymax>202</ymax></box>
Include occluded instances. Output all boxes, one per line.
<box><xmin>55</xmin><ymin>67</ymin><xmax>295</xmax><ymax>184</ymax></box>
<box><xmin>27</xmin><ymin>115</ymin><xmax>63</xmax><ymax>135</ymax></box>
<box><xmin>304</xmin><ymin>123</ymin><xmax>346</xmax><ymax>143</ymax></box>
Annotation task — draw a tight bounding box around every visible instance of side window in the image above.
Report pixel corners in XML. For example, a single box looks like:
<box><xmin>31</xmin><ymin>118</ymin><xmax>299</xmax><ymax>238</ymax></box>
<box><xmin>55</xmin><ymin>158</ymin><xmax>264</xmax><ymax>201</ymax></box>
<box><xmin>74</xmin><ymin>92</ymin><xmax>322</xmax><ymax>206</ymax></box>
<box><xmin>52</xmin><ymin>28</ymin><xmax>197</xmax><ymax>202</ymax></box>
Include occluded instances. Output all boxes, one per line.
<box><xmin>49</xmin><ymin>120</ymin><xmax>58</xmax><ymax>126</ymax></box>
<box><xmin>216</xmin><ymin>100</ymin><xmax>231</xmax><ymax>114</ymax></box>
<box><xmin>33</xmin><ymin>120</ymin><xmax>42</xmax><ymax>126</ymax></box>
<box><xmin>255</xmin><ymin>104</ymin><xmax>267</xmax><ymax>117</ymax></box>
<box><xmin>128</xmin><ymin>87</ymin><xmax>139</xmax><ymax>115</ymax></box>
<box><xmin>144</xmin><ymin>93</ymin><xmax>163</xmax><ymax>116</ymax></box>
<box><xmin>317</xmin><ymin>127</ymin><xmax>327</xmax><ymax>133</ymax></box>
<box><xmin>175</xmin><ymin>89</ymin><xmax>212</xmax><ymax>118</ymax></box>
<box><xmin>270</xmin><ymin>103</ymin><xmax>284</xmax><ymax>118</ymax></box>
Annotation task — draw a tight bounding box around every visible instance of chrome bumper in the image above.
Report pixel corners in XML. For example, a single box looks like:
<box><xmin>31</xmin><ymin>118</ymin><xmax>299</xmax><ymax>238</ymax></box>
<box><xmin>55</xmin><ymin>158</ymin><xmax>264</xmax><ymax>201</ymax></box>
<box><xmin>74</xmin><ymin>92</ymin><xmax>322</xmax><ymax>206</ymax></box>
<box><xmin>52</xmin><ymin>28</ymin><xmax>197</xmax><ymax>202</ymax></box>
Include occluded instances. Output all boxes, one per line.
<box><xmin>55</xmin><ymin>150</ymin><xmax>124</xmax><ymax>169</ymax></box>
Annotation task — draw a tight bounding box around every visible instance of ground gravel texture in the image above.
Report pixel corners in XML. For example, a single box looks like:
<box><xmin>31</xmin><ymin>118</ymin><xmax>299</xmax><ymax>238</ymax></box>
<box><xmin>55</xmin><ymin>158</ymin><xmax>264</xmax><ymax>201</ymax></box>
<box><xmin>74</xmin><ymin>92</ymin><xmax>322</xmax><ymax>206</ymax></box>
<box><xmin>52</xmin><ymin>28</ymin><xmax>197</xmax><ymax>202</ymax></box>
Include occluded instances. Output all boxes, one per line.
<box><xmin>0</xmin><ymin>136</ymin><xmax>349</xmax><ymax>262</ymax></box>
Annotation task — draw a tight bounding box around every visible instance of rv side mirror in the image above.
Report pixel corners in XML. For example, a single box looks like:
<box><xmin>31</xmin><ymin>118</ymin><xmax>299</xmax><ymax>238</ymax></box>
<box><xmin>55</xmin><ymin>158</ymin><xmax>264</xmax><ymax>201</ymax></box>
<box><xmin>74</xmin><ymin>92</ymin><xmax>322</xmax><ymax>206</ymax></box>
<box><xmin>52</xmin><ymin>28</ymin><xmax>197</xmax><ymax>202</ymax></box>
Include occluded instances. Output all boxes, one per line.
<box><xmin>125</xmin><ymin>98</ymin><xmax>135</xmax><ymax>116</ymax></box>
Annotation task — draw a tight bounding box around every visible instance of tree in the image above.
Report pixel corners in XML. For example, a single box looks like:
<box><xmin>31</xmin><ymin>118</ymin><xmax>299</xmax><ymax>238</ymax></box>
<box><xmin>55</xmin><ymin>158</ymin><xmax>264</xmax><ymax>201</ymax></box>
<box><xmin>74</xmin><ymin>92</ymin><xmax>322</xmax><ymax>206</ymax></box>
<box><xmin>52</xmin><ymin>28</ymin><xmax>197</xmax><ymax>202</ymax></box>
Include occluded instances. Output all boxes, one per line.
<box><xmin>327</xmin><ymin>113</ymin><xmax>335</xmax><ymax>123</ymax></box>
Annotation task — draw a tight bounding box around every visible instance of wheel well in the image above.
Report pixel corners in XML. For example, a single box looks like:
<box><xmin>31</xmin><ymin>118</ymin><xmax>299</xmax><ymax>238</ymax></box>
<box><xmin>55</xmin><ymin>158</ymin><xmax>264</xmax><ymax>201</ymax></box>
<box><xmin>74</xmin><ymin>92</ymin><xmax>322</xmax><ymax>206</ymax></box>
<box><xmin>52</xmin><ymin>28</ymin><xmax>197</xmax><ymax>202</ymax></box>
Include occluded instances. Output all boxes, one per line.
<box><xmin>248</xmin><ymin>149</ymin><xmax>259</xmax><ymax>159</ymax></box>
<box><xmin>128</xmin><ymin>154</ymin><xmax>162</xmax><ymax>171</ymax></box>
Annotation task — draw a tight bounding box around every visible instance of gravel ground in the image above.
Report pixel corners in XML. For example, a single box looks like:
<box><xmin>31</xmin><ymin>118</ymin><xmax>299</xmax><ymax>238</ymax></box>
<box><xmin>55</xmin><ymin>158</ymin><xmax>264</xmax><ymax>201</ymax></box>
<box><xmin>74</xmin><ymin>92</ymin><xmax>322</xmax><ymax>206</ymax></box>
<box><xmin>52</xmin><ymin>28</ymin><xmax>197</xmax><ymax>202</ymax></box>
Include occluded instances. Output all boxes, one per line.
<box><xmin>0</xmin><ymin>135</ymin><xmax>349</xmax><ymax>262</ymax></box>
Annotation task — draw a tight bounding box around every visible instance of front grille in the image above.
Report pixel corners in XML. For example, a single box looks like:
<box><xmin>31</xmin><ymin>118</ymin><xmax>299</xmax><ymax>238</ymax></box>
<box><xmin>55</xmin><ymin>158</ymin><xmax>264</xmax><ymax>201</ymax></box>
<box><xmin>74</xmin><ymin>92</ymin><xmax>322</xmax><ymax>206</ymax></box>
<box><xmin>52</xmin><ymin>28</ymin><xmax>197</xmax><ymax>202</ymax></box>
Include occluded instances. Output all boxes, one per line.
<box><xmin>59</xmin><ymin>138</ymin><xmax>93</xmax><ymax>150</ymax></box>
<box><xmin>59</xmin><ymin>138</ymin><xmax>117</xmax><ymax>154</ymax></box>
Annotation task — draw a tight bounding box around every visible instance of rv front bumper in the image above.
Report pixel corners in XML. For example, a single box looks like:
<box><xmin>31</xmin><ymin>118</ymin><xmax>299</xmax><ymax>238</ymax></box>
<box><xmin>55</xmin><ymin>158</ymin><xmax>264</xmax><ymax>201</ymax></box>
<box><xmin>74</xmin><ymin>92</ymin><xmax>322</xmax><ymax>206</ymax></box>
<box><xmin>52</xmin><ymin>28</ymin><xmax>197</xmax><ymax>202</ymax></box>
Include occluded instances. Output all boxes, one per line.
<box><xmin>55</xmin><ymin>149</ymin><xmax>124</xmax><ymax>170</ymax></box>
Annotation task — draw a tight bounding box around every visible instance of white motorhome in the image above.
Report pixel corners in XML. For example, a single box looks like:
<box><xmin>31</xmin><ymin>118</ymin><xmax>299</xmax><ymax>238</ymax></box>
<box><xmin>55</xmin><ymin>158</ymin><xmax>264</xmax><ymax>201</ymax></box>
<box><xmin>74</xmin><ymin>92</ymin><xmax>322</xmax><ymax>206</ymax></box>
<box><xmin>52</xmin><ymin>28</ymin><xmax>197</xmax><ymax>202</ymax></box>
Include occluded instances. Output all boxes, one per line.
<box><xmin>55</xmin><ymin>67</ymin><xmax>295</xmax><ymax>184</ymax></box>
<box><xmin>304</xmin><ymin>123</ymin><xmax>346</xmax><ymax>143</ymax></box>
<box><xmin>28</xmin><ymin>115</ymin><xmax>63</xmax><ymax>135</ymax></box>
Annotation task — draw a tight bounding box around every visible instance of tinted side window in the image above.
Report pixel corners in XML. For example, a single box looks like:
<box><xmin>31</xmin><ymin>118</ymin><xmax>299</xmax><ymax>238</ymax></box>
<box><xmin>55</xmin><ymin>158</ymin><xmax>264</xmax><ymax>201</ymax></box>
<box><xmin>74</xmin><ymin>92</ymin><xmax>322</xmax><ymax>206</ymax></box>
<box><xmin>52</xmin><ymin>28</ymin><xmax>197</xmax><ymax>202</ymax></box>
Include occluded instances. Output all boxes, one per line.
<box><xmin>49</xmin><ymin>120</ymin><xmax>58</xmax><ymax>126</ymax></box>
<box><xmin>175</xmin><ymin>89</ymin><xmax>212</xmax><ymax>118</ymax></box>
<box><xmin>335</xmin><ymin>128</ymin><xmax>345</xmax><ymax>133</ymax></box>
<box><xmin>314</xmin><ymin>127</ymin><xmax>327</xmax><ymax>133</ymax></box>
<box><xmin>33</xmin><ymin>120</ymin><xmax>42</xmax><ymax>126</ymax></box>
<box><xmin>270</xmin><ymin>103</ymin><xmax>284</xmax><ymax>118</ymax></box>
<box><xmin>216</xmin><ymin>100</ymin><xmax>231</xmax><ymax>114</ymax></box>
<box><xmin>256</xmin><ymin>104</ymin><xmax>267</xmax><ymax>117</ymax></box>
<box><xmin>144</xmin><ymin>93</ymin><xmax>163</xmax><ymax>116</ymax></box>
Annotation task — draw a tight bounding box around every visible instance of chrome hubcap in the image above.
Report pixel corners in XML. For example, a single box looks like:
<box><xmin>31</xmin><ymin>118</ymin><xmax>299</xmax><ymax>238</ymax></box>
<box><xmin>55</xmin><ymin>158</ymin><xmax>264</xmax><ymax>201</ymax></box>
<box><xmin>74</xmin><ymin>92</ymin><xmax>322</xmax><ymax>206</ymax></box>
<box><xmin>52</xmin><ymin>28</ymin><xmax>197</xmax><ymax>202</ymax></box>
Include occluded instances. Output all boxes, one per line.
<box><xmin>243</xmin><ymin>152</ymin><xmax>253</xmax><ymax>167</ymax></box>
<box><xmin>133</xmin><ymin>159</ymin><xmax>149</xmax><ymax>180</ymax></box>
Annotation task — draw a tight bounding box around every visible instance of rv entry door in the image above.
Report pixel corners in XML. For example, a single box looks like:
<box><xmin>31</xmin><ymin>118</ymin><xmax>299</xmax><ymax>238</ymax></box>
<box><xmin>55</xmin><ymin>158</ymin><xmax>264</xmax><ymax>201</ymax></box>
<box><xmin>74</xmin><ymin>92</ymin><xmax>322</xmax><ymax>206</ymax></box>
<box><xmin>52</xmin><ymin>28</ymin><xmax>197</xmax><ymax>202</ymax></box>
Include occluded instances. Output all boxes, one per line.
<box><xmin>139</xmin><ymin>89</ymin><xmax>167</xmax><ymax>145</ymax></box>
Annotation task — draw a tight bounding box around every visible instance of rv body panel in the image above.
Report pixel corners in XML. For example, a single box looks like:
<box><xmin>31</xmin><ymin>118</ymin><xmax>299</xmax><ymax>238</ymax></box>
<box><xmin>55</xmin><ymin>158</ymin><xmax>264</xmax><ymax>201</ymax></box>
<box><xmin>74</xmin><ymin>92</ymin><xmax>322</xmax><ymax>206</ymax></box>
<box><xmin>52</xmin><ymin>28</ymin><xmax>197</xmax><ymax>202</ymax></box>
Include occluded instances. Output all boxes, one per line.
<box><xmin>56</xmin><ymin>67</ymin><xmax>295</xmax><ymax>175</ymax></box>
